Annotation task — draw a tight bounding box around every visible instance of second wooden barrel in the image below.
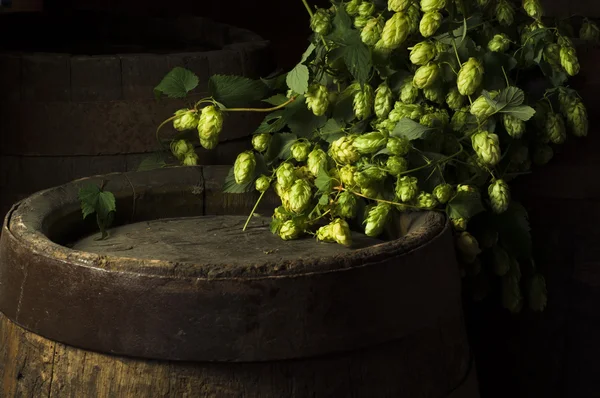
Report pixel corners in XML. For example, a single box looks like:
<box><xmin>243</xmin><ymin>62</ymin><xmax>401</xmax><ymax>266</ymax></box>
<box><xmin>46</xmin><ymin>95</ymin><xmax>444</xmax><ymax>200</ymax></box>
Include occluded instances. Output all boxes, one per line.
<box><xmin>0</xmin><ymin>165</ymin><xmax>479</xmax><ymax>397</ymax></box>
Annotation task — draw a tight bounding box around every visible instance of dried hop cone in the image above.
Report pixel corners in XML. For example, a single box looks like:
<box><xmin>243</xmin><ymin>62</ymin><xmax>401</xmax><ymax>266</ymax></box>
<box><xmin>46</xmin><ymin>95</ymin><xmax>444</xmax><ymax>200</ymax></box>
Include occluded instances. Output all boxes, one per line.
<box><xmin>395</xmin><ymin>176</ymin><xmax>419</xmax><ymax>202</ymax></box>
<box><xmin>173</xmin><ymin>109</ymin><xmax>199</xmax><ymax>131</ymax></box>
<box><xmin>503</xmin><ymin>114</ymin><xmax>526</xmax><ymax>138</ymax></box>
<box><xmin>288</xmin><ymin>179</ymin><xmax>312</xmax><ymax>214</ymax></box>
<box><xmin>374</xmin><ymin>83</ymin><xmax>394</xmax><ymax>119</ymax></box>
<box><xmin>433</xmin><ymin>183</ymin><xmax>454</xmax><ymax>204</ymax></box>
<box><xmin>255</xmin><ymin>175</ymin><xmax>271</xmax><ymax>193</ymax></box>
<box><xmin>400</xmin><ymin>77</ymin><xmax>420</xmax><ymax>103</ymax></box>
<box><xmin>446</xmin><ymin>87</ymin><xmax>466</xmax><ymax>110</ymax></box>
<box><xmin>233</xmin><ymin>151</ymin><xmax>256</xmax><ymax>185</ymax></box>
<box><xmin>488</xmin><ymin>33</ymin><xmax>511</xmax><ymax>52</ymax></box>
<box><xmin>305</xmin><ymin>84</ymin><xmax>330</xmax><ymax>116</ymax></box>
<box><xmin>331</xmin><ymin>135</ymin><xmax>361</xmax><ymax>165</ymax></box>
<box><xmin>416</xmin><ymin>192</ymin><xmax>439</xmax><ymax>209</ymax></box>
<box><xmin>529</xmin><ymin>273</ymin><xmax>548</xmax><ymax>312</ymax></box>
<box><xmin>291</xmin><ymin>141</ymin><xmax>311</xmax><ymax>162</ymax></box>
<box><xmin>488</xmin><ymin>179</ymin><xmax>510</xmax><ymax>214</ymax></box>
<box><xmin>364</xmin><ymin>203</ymin><xmax>392</xmax><ymax>237</ymax></box>
<box><xmin>336</xmin><ymin>191</ymin><xmax>358</xmax><ymax>219</ymax></box>
<box><xmin>310</xmin><ymin>8</ymin><xmax>332</xmax><ymax>35</ymax></box>
<box><xmin>560</xmin><ymin>46</ymin><xmax>580</xmax><ymax>76</ymax></box>
<box><xmin>352</xmin><ymin>83</ymin><xmax>375</xmax><ymax>120</ymax></box>
<box><xmin>470</xmin><ymin>95</ymin><xmax>495</xmax><ymax>120</ymax></box>
<box><xmin>580</xmin><ymin>19</ymin><xmax>600</xmax><ymax>42</ymax></box>
<box><xmin>523</xmin><ymin>0</ymin><xmax>543</xmax><ymax>20</ymax></box>
<box><xmin>496</xmin><ymin>0</ymin><xmax>515</xmax><ymax>26</ymax></box>
<box><xmin>276</xmin><ymin>162</ymin><xmax>296</xmax><ymax>191</ymax></box>
<box><xmin>386</xmin><ymin>136</ymin><xmax>411</xmax><ymax>156</ymax></box>
<box><xmin>171</xmin><ymin>139</ymin><xmax>194</xmax><ymax>160</ymax></box>
<box><xmin>410</xmin><ymin>41</ymin><xmax>437</xmax><ymax>65</ymax></box>
<box><xmin>361</xmin><ymin>17</ymin><xmax>384</xmax><ymax>46</ymax></box>
<box><xmin>353</xmin><ymin>131</ymin><xmax>388</xmax><ymax>154</ymax></box>
<box><xmin>279</xmin><ymin>219</ymin><xmax>303</xmax><ymax>241</ymax></box>
<box><xmin>307</xmin><ymin>148</ymin><xmax>328</xmax><ymax>177</ymax></box>
<box><xmin>471</xmin><ymin>131</ymin><xmax>501</xmax><ymax>166</ymax></box>
<box><xmin>182</xmin><ymin>151</ymin><xmax>199</xmax><ymax>166</ymax></box>
<box><xmin>419</xmin><ymin>11</ymin><xmax>443</xmax><ymax>37</ymax></box>
<box><xmin>381</xmin><ymin>12</ymin><xmax>410</xmax><ymax>49</ymax></box>
<box><xmin>545</xmin><ymin>112</ymin><xmax>567</xmax><ymax>144</ymax></box>
<box><xmin>388</xmin><ymin>0</ymin><xmax>411</xmax><ymax>12</ymax></box>
<box><xmin>252</xmin><ymin>133</ymin><xmax>271</xmax><ymax>153</ymax></box>
<box><xmin>387</xmin><ymin>155</ymin><xmax>409</xmax><ymax>175</ymax></box>
<box><xmin>457</xmin><ymin>57</ymin><xmax>484</xmax><ymax>96</ymax></box>
<box><xmin>413</xmin><ymin>62</ymin><xmax>440</xmax><ymax>89</ymax></box>
<box><xmin>456</xmin><ymin>232</ymin><xmax>482</xmax><ymax>264</ymax></box>
<box><xmin>420</xmin><ymin>0</ymin><xmax>446</xmax><ymax>12</ymax></box>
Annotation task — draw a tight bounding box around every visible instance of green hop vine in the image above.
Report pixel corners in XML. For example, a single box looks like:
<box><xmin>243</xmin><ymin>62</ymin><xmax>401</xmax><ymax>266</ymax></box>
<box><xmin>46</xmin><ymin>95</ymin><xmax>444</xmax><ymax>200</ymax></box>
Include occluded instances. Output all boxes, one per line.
<box><xmin>146</xmin><ymin>0</ymin><xmax>599</xmax><ymax>314</ymax></box>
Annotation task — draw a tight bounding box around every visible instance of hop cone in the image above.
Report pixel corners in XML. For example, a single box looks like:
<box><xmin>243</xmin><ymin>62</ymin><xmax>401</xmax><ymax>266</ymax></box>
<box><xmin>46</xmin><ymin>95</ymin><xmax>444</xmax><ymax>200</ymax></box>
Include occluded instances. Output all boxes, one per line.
<box><xmin>433</xmin><ymin>183</ymin><xmax>454</xmax><ymax>204</ymax></box>
<box><xmin>456</xmin><ymin>232</ymin><xmax>481</xmax><ymax>263</ymax></box>
<box><xmin>419</xmin><ymin>11</ymin><xmax>443</xmax><ymax>37</ymax></box>
<box><xmin>387</xmin><ymin>136</ymin><xmax>411</xmax><ymax>156</ymax></box>
<box><xmin>523</xmin><ymin>0</ymin><xmax>543</xmax><ymax>19</ymax></box>
<box><xmin>305</xmin><ymin>84</ymin><xmax>330</xmax><ymax>116</ymax></box>
<box><xmin>353</xmin><ymin>131</ymin><xmax>388</xmax><ymax>154</ymax></box>
<box><xmin>560</xmin><ymin>46</ymin><xmax>580</xmax><ymax>76</ymax></box>
<box><xmin>567</xmin><ymin>99</ymin><xmax>589</xmax><ymax>137</ymax></box>
<box><xmin>358</xmin><ymin>1</ymin><xmax>375</xmax><ymax>16</ymax></box>
<box><xmin>182</xmin><ymin>151</ymin><xmax>199</xmax><ymax>166</ymax></box>
<box><xmin>457</xmin><ymin>57</ymin><xmax>484</xmax><ymax>96</ymax></box>
<box><xmin>317</xmin><ymin>218</ymin><xmax>353</xmax><ymax>246</ymax></box>
<box><xmin>580</xmin><ymin>19</ymin><xmax>600</xmax><ymax>42</ymax></box>
<box><xmin>336</xmin><ymin>191</ymin><xmax>358</xmax><ymax>218</ymax></box>
<box><xmin>488</xmin><ymin>179</ymin><xmax>510</xmax><ymax>213</ymax></box>
<box><xmin>410</xmin><ymin>41</ymin><xmax>437</xmax><ymax>65</ymax></box>
<box><xmin>364</xmin><ymin>203</ymin><xmax>391</xmax><ymax>237</ymax></box>
<box><xmin>346</xmin><ymin>0</ymin><xmax>361</xmax><ymax>15</ymax></box>
<box><xmin>503</xmin><ymin>114</ymin><xmax>526</xmax><ymax>138</ymax></box>
<box><xmin>279</xmin><ymin>219</ymin><xmax>303</xmax><ymax>241</ymax></box>
<box><xmin>255</xmin><ymin>175</ymin><xmax>270</xmax><ymax>193</ymax></box>
<box><xmin>529</xmin><ymin>273</ymin><xmax>548</xmax><ymax>311</ymax></box>
<box><xmin>374</xmin><ymin>83</ymin><xmax>394</xmax><ymax>119</ymax></box>
<box><xmin>291</xmin><ymin>141</ymin><xmax>311</xmax><ymax>162</ymax></box>
<box><xmin>310</xmin><ymin>8</ymin><xmax>331</xmax><ymax>35</ymax></box>
<box><xmin>361</xmin><ymin>17</ymin><xmax>384</xmax><ymax>46</ymax></box>
<box><xmin>406</xmin><ymin>3</ymin><xmax>421</xmax><ymax>33</ymax></box>
<box><xmin>277</xmin><ymin>162</ymin><xmax>296</xmax><ymax>190</ymax></box>
<box><xmin>470</xmin><ymin>95</ymin><xmax>495</xmax><ymax>120</ymax></box>
<box><xmin>354</xmin><ymin>15</ymin><xmax>370</xmax><ymax>29</ymax></box>
<box><xmin>287</xmin><ymin>179</ymin><xmax>312</xmax><ymax>214</ymax></box>
<box><xmin>400</xmin><ymin>77</ymin><xmax>420</xmax><ymax>103</ymax></box>
<box><xmin>492</xmin><ymin>246</ymin><xmax>511</xmax><ymax>276</ymax></box>
<box><xmin>381</xmin><ymin>12</ymin><xmax>410</xmax><ymax>49</ymax></box>
<box><xmin>252</xmin><ymin>133</ymin><xmax>271</xmax><ymax>153</ymax></box>
<box><xmin>546</xmin><ymin>112</ymin><xmax>567</xmax><ymax>144</ymax></box>
<box><xmin>387</xmin><ymin>155</ymin><xmax>409</xmax><ymax>175</ymax></box>
<box><xmin>307</xmin><ymin>148</ymin><xmax>328</xmax><ymax>177</ymax></box>
<box><xmin>476</xmin><ymin>0</ymin><xmax>489</xmax><ymax>7</ymax></box>
<box><xmin>420</xmin><ymin>0</ymin><xmax>446</xmax><ymax>12</ymax></box>
<box><xmin>331</xmin><ymin>136</ymin><xmax>361</xmax><ymax>164</ymax></box>
<box><xmin>451</xmin><ymin>217</ymin><xmax>468</xmax><ymax>231</ymax></box>
<box><xmin>375</xmin><ymin>118</ymin><xmax>397</xmax><ymax>133</ymax></box>
<box><xmin>457</xmin><ymin>184</ymin><xmax>477</xmax><ymax>193</ymax></box>
<box><xmin>171</xmin><ymin>139</ymin><xmax>194</xmax><ymax>160</ymax></box>
<box><xmin>451</xmin><ymin>107</ymin><xmax>470</xmax><ymax>132</ymax></box>
<box><xmin>496</xmin><ymin>0</ymin><xmax>515</xmax><ymax>26</ymax></box>
<box><xmin>420</xmin><ymin>111</ymin><xmax>448</xmax><ymax>128</ymax></box>
<box><xmin>353</xmin><ymin>83</ymin><xmax>375</xmax><ymax>120</ymax></box>
<box><xmin>173</xmin><ymin>109</ymin><xmax>199</xmax><ymax>131</ymax></box>
<box><xmin>533</xmin><ymin>144</ymin><xmax>553</xmax><ymax>165</ymax></box>
<box><xmin>339</xmin><ymin>165</ymin><xmax>358</xmax><ymax>186</ymax></box>
<box><xmin>273</xmin><ymin>206</ymin><xmax>290</xmax><ymax>221</ymax></box>
<box><xmin>471</xmin><ymin>131</ymin><xmax>501</xmax><ymax>166</ymax></box>
<box><xmin>413</xmin><ymin>62</ymin><xmax>440</xmax><ymax>89</ymax></box>
<box><xmin>389</xmin><ymin>0</ymin><xmax>410</xmax><ymax>12</ymax></box>
<box><xmin>446</xmin><ymin>87</ymin><xmax>466</xmax><ymax>110</ymax></box>
<box><xmin>233</xmin><ymin>151</ymin><xmax>256</xmax><ymax>185</ymax></box>
<box><xmin>355</xmin><ymin>167</ymin><xmax>387</xmax><ymax>188</ymax></box>
<box><xmin>200</xmin><ymin>136</ymin><xmax>219</xmax><ymax>150</ymax></box>
<box><xmin>395</xmin><ymin>176</ymin><xmax>419</xmax><ymax>202</ymax></box>
<box><xmin>416</xmin><ymin>192</ymin><xmax>438</xmax><ymax>209</ymax></box>
<box><xmin>198</xmin><ymin>105</ymin><xmax>224</xmax><ymax>142</ymax></box>
<box><xmin>423</xmin><ymin>85</ymin><xmax>445</xmax><ymax>104</ymax></box>
<box><xmin>543</xmin><ymin>43</ymin><xmax>561</xmax><ymax>66</ymax></box>
<box><xmin>488</xmin><ymin>33</ymin><xmax>511</xmax><ymax>52</ymax></box>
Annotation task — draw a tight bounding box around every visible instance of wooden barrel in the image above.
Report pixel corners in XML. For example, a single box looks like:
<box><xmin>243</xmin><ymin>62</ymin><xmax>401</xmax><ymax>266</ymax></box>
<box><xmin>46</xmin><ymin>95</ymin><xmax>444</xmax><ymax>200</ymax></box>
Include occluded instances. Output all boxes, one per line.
<box><xmin>0</xmin><ymin>12</ymin><xmax>274</xmax><ymax>220</ymax></box>
<box><xmin>0</xmin><ymin>165</ymin><xmax>479</xmax><ymax>397</ymax></box>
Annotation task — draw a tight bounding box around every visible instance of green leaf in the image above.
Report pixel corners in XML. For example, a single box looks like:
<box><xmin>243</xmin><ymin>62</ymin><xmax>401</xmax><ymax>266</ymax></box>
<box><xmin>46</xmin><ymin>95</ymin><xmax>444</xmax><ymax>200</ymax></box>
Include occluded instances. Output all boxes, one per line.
<box><xmin>315</xmin><ymin>168</ymin><xmax>333</xmax><ymax>193</ymax></box>
<box><xmin>391</xmin><ymin>118</ymin><xmax>436</xmax><ymax>140</ymax></box>
<box><xmin>154</xmin><ymin>67</ymin><xmax>199</xmax><ymax>99</ymax></box>
<box><xmin>276</xmin><ymin>132</ymin><xmax>298</xmax><ymax>160</ymax></box>
<box><xmin>319</xmin><ymin>118</ymin><xmax>345</xmax><ymax>143</ymax></box>
<box><xmin>78</xmin><ymin>184</ymin><xmax>101</xmax><ymax>219</ymax></box>
<box><xmin>435</xmin><ymin>15</ymin><xmax>483</xmax><ymax>44</ymax></box>
<box><xmin>270</xmin><ymin>218</ymin><xmax>283</xmax><ymax>234</ymax></box>
<box><xmin>263</xmin><ymin>94</ymin><xmax>289</xmax><ymax>106</ymax></box>
<box><xmin>261</xmin><ymin>71</ymin><xmax>288</xmax><ymax>90</ymax></box>
<box><xmin>255</xmin><ymin>111</ymin><xmax>286</xmax><ymax>134</ymax></box>
<box><xmin>327</xmin><ymin>5</ymin><xmax>353</xmax><ymax>42</ymax></box>
<box><xmin>97</xmin><ymin>190</ymin><xmax>116</xmax><ymax>219</ymax></box>
<box><xmin>502</xmin><ymin>105</ymin><xmax>536</xmax><ymax>121</ymax></box>
<box><xmin>96</xmin><ymin>211</ymin><xmax>114</xmax><ymax>241</ymax></box>
<box><xmin>319</xmin><ymin>193</ymin><xmax>330</xmax><ymax>206</ymax></box>
<box><xmin>137</xmin><ymin>153</ymin><xmax>167</xmax><ymax>171</ymax></box>
<box><xmin>286</xmin><ymin>63</ymin><xmax>310</xmax><ymax>94</ymax></box>
<box><xmin>284</xmin><ymin>95</ymin><xmax>327</xmax><ymax>137</ymax></box>
<box><xmin>222</xmin><ymin>166</ymin><xmax>256</xmax><ymax>194</ymax></box>
<box><xmin>447</xmin><ymin>190</ymin><xmax>486</xmax><ymax>220</ymax></box>
<box><xmin>341</xmin><ymin>37</ymin><xmax>372</xmax><ymax>85</ymax></box>
<box><xmin>209</xmin><ymin>75</ymin><xmax>269</xmax><ymax>107</ymax></box>
<box><xmin>493</xmin><ymin>201</ymin><xmax>532</xmax><ymax>258</ymax></box>
<box><xmin>301</xmin><ymin>43</ymin><xmax>316</xmax><ymax>62</ymax></box>
<box><xmin>494</xmin><ymin>86</ymin><xmax>525</xmax><ymax>107</ymax></box>
<box><xmin>387</xmin><ymin>70</ymin><xmax>413</xmax><ymax>95</ymax></box>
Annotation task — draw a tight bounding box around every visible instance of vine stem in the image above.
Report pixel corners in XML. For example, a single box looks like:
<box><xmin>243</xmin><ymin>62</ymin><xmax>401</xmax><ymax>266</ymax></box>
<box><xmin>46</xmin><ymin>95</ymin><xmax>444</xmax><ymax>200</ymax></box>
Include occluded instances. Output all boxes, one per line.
<box><xmin>501</xmin><ymin>66</ymin><xmax>510</xmax><ymax>87</ymax></box>
<box><xmin>224</xmin><ymin>96</ymin><xmax>297</xmax><ymax>113</ymax></box>
<box><xmin>155</xmin><ymin>110</ymin><xmax>196</xmax><ymax>149</ymax></box>
<box><xmin>399</xmin><ymin>144</ymin><xmax>464</xmax><ymax>176</ymax></box>
<box><xmin>335</xmin><ymin>187</ymin><xmax>443</xmax><ymax>212</ymax></box>
<box><xmin>243</xmin><ymin>190</ymin><xmax>267</xmax><ymax>232</ymax></box>
<box><xmin>301</xmin><ymin>0</ymin><xmax>314</xmax><ymax>18</ymax></box>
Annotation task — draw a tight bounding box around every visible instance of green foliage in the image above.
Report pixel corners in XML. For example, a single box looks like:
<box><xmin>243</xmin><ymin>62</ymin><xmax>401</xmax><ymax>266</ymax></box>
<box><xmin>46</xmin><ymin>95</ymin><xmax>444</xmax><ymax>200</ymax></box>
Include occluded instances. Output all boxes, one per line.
<box><xmin>208</xmin><ymin>75</ymin><xmax>269</xmax><ymax>107</ymax></box>
<box><xmin>78</xmin><ymin>182</ymin><xmax>116</xmax><ymax>240</ymax></box>
<box><xmin>154</xmin><ymin>67</ymin><xmax>199</xmax><ymax>99</ymax></box>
